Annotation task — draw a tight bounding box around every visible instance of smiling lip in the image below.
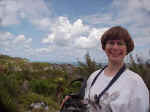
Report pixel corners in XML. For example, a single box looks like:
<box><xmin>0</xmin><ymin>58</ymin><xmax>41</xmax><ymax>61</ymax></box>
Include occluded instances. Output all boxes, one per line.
<box><xmin>109</xmin><ymin>51</ymin><xmax>123</xmax><ymax>57</ymax></box>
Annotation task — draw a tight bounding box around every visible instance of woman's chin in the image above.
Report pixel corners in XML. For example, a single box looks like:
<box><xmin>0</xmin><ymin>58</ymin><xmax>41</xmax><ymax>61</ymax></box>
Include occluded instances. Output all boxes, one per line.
<box><xmin>109</xmin><ymin>57</ymin><xmax>123</xmax><ymax>64</ymax></box>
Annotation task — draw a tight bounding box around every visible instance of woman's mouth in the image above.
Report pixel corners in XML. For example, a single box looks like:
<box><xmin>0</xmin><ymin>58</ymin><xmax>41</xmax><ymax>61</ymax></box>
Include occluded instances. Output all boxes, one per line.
<box><xmin>109</xmin><ymin>51</ymin><xmax>123</xmax><ymax>57</ymax></box>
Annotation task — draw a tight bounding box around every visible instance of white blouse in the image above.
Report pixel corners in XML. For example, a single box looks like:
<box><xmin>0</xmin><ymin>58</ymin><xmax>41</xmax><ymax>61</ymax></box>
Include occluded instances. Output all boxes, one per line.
<box><xmin>84</xmin><ymin>69</ymin><xmax>149</xmax><ymax>112</ymax></box>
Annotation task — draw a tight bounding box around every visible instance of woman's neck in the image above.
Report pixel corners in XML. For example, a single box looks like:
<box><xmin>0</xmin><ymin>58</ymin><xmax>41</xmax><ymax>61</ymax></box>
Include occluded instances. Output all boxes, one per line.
<box><xmin>104</xmin><ymin>61</ymin><xmax>124</xmax><ymax>76</ymax></box>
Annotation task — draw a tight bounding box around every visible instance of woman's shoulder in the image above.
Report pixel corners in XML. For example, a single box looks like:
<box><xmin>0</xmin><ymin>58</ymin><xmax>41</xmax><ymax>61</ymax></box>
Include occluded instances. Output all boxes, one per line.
<box><xmin>86</xmin><ymin>69</ymin><xmax>102</xmax><ymax>85</ymax></box>
<box><xmin>124</xmin><ymin>69</ymin><xmax>148</xmax><ymax>90</ymax></box>
<box><xmin>89</xmin><ymin>69</ymin><xmax>101</xmax><ymax>78</ymax></box>
<box><xmin>125</xmin><ymin>69</ymin><xmax>144</xmax><ymax>82</ymax></box>
<box><xmin>125</xmin><ymin>69</ymin><xmax>149</xmax><ymax>104</ymax></box>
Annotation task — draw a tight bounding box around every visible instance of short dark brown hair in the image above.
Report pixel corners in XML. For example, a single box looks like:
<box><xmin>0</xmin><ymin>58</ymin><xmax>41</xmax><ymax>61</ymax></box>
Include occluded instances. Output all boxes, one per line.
<box><xmin>101</xmin><ymin>26</ymin><xmax>134</xmax><ymax>54</ymax></box>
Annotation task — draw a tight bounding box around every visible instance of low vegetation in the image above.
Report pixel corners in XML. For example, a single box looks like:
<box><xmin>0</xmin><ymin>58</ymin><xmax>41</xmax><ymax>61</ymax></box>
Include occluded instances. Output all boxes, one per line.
<box><xmin>0</xmin><ymin>53</ymin><xmax>149</xmax><ymax>112</ymax></box>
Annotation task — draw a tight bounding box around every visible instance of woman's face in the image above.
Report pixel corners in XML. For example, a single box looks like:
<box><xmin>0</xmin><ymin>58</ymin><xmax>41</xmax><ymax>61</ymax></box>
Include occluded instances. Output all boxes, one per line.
<box><xmin>104</xmin><ymin>39</ymin><xmax>127</xmax><ymax>64</ymax></box>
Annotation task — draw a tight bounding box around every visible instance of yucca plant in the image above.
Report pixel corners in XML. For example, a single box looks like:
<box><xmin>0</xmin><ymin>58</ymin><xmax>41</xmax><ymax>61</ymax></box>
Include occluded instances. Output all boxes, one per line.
<box><xmin>76</xmin><ymin>53</ymin><xmax>102</xmax><ymax>77</ymax></box>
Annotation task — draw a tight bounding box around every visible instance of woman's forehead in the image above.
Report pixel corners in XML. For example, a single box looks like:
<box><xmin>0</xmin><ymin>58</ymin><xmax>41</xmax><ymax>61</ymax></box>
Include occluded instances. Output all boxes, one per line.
<box><xmin>107</xmin><ymin>39</ymin><xmax>125</xmax><ymax>41</ymax></box>
<box><xmin>105</xmin><ymin>35</ymin><xmax>126</xmax><ymax>40</ymax></box>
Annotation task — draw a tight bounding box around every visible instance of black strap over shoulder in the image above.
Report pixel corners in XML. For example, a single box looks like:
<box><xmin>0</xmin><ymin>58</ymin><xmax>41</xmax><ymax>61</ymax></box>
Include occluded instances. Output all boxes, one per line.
<box><xmin>90</xmin><ymin>66</ymin><xmax>107</xmax><ymax>88</ymax></box>
<box><xmin>90</xmin><ymin>64</ymin><xmax>126</xmax><ymax>104</ymax></box>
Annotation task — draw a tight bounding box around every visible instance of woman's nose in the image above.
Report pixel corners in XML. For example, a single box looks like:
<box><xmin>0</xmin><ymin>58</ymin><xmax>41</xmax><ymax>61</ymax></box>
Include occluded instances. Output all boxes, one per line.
<box><xmin>112</xmin><ymin>43</ymin><xmax>120</xmax><ymax>49</ymax></box>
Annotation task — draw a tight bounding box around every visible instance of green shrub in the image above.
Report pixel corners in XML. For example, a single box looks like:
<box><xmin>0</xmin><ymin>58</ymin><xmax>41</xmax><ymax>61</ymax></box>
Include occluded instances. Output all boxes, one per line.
<box><xmin>30</xmin><ymin>79</ymin><xmax>57</xmax><ymax>96</ymax></box>
<box><xmin>0</xmin><ymin>75</ymin><xmax>18</xmax><ymax>112</ymax></box>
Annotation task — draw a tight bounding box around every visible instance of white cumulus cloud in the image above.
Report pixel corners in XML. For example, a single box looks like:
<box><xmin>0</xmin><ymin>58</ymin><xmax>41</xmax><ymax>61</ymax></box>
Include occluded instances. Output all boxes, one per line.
<box><xmin>0</xmin><ymin>31</ymin><xmax>32</xmax><ymax>53</ymax></box>
<box><xmin>0</xmin><ymin>0</ymin><xmax>51</xmax><ymax>26</ymax></box>
<box><xmin>42</xmin><ymin>16</ymin><xmax>108</xmax><ymax>49</ymax></box>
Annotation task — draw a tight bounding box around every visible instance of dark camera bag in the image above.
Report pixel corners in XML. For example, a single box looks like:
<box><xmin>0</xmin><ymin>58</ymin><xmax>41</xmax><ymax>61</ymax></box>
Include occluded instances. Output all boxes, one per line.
<box><xmin>60</xmin><ymin>94</ymin><xmax>87</xmax><ymax>112</ymax></box>
<box><xmin>60</xmin><ymin>78</ymin><xmax>87</xmax><ymax>112</ymax></box>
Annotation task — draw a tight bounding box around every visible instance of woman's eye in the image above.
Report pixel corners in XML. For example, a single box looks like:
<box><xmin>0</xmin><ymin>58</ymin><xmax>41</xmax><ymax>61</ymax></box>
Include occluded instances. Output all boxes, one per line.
<box><xmin>118</xmin><ymin>42</ymin><xmax>125</xmax><ymax>46</ymax></box>
<box><xmin>107</xmin><ymin>41</ymin><xmax>125</xmax><ymax>46</ymax></box>
<box><xmin>109</xmin><ymin>41</ymin><xmax>114</xmax><ymax>45</ymax></box>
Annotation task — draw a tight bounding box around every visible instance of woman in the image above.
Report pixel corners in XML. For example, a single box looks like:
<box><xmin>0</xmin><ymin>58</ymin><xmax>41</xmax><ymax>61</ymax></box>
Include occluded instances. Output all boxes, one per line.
<box><xmin>61</xmin><ymin>26</ymin><xmax>149</xmax><ymax>112</ymax></box>
<box><xmin>84</xmin><ymin>26</ymin><xmax>149</xmax><ymax>112</ymax></box>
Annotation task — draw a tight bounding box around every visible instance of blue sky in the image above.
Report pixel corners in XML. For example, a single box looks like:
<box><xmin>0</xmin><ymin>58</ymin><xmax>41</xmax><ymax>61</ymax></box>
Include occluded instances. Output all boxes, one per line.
<box><xmin>0</xmin><ymin>0</ymin><xmax>150</xmax><ymax>63</ymax></box>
